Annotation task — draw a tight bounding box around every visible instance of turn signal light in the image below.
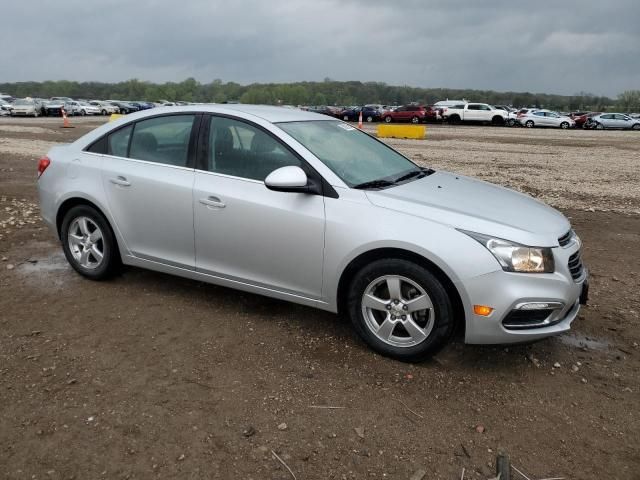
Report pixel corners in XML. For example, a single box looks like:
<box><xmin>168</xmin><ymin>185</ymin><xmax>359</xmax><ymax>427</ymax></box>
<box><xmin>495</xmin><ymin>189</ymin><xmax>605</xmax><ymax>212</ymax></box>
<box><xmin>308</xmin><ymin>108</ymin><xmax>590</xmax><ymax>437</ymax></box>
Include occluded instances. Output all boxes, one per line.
<box><xmin>474</xmin><ymin>305</ymin><xmax>494</xmax><ymax>317</ymax></box>
<box><xmin>37</xmin><ymin>156</ymin><xmax>50</xmax><ymax>178</ymax></box>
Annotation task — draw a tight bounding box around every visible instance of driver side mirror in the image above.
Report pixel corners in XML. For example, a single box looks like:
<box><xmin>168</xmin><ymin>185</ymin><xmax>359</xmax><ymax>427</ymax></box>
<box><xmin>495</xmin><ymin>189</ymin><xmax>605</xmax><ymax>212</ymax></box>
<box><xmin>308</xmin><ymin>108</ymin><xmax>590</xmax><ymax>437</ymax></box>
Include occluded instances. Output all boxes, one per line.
<box><xmin>265</xmin><ymin>166</ymin><xmax>321</xmax><ymax>195</ymax></box>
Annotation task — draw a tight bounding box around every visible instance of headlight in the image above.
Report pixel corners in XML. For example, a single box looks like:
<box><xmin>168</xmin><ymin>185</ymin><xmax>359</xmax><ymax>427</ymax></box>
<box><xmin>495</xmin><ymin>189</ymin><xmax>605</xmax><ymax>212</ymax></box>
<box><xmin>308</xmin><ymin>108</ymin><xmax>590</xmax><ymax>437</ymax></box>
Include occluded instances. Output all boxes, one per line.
<box><xmin>461</xmin><ymin>230</ymin><xmax>555</xmax><ymax>273</ymax></box>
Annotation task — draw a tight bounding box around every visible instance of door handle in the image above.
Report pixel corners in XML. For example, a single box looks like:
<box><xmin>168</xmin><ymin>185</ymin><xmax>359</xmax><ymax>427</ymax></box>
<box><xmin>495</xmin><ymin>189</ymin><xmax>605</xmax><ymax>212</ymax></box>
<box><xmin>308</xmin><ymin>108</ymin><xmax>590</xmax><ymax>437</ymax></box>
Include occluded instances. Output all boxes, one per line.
<box><xmin>199</xmin><ymin>196</ymin><xmax>226</xmax><ymax>208</ymax></box>
<box><xmin>109</xmin><ymin>176</ymin><xmax>131</xmax><ymax>187</ymax></box>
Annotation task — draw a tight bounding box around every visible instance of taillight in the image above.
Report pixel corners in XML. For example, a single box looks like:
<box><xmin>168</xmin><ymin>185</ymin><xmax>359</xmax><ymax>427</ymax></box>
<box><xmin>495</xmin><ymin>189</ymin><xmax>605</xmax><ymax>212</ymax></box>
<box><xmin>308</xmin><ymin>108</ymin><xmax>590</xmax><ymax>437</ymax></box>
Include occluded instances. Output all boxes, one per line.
<box><xmin>37</xmin><ymin>156</ymin><xmax>50</xmax><ymax>178</ymax></box>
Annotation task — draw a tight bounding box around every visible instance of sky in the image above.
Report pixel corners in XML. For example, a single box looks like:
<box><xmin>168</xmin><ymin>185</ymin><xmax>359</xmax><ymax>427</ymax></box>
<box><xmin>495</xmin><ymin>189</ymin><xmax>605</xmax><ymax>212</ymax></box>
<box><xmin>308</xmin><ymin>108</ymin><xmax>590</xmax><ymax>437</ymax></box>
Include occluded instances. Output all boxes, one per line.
<box><xmin>1</xmin><ymin>0</ymin><xmax>638</xmax><ymax>97</ymax></box>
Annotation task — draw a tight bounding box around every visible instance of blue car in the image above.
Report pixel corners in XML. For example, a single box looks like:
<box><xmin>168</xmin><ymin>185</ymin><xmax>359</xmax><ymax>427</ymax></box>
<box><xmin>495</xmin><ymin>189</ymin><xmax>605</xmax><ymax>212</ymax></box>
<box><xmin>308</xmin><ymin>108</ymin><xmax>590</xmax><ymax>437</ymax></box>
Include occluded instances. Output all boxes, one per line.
<box><xmin>340</xmin><ymin>106</ymin><xmax>383</xmax><ymax>123</ymax></box>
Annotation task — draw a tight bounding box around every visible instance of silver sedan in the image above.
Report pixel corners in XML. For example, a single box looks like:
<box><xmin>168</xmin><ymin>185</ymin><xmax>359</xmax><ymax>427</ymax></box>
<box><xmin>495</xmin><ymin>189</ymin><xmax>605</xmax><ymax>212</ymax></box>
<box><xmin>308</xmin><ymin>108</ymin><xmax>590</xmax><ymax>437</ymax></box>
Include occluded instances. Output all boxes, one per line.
<box><xmin>37</xmin><ymin>105</ymin><xmax>588</xmax><ymax>361</ymax></box>
<box><xmin>591</xmin><ymin>113</ymin><xmax>640</xmax><ymax>130</ymax></box>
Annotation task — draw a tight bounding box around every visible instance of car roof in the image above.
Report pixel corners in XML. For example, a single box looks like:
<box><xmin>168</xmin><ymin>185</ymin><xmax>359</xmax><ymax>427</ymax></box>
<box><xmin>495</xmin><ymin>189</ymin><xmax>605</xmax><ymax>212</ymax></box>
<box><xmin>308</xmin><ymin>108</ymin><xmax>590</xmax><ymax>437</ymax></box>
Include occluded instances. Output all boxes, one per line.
<box><xmin>129</xmin><ymin>104</ymin><xmax>329</xmax><ymax>123</ymax></box>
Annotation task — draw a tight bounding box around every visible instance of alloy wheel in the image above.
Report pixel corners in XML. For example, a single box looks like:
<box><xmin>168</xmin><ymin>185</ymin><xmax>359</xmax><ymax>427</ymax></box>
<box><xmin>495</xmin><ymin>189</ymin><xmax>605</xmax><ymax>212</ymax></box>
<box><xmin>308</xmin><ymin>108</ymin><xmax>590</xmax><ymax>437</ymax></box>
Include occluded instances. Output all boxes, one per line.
<box><xmin>361</xmin><ymin>275</ymin><xmax>434</xmax><ymax>348</ymax></box>
<box><xmin>67</xmin><ymin>216</ymin><xmax>105</xmax><ymax>269</ymax></box>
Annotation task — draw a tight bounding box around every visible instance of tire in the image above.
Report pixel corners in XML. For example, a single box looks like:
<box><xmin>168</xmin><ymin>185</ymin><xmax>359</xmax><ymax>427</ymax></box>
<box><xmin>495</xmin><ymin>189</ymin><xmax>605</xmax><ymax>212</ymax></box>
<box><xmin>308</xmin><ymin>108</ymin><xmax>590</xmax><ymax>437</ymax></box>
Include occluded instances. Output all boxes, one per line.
<box><xmin>525</xmin><ymin>120</ymin><xmax>534</xmax><ymax>128</ymax></box>
<box><xmin>411</xmin><ymin>116</ymin><xmax>420</xmax><ymax>124</ymax></box>
<box><xmin>632</xmin><ymin>124</ymin><xmax>640</xmax><ymax>130</ymax></box>
<box><xmin>343</xmin><ymin>115</ymin><xmax>350</xmax><ymax>121</ymax></box>
<box><xmin>347</xmin><ymin>259</ymin><xmax>455</xmax><ymax>362</ymax></box>
<box><xmin>560</xmin><ymin>121</ymin><xmax>569</xmax><ymax>129</ymax></box>
<box><xmin>384</xmin><ymin>116</ymin><xmax>392</xmax><ymax>123</ymax></box>
<box><xmin>80</xmin><ymin>109</ymin><xmax>86</xmax><ymax>116</ymax></box>
<box><xmin>60</xmin><ymin>205</ymin><xmax>120</xmax><ymax>280</ymax></box>
<box><xmin>366</xmin><ymin>116</ymin><xmax>374</xmax><ymax>123</ymax></box>
<box><xmin>448</xmin><ymin>115</ymin><xmax>460</xmax><ymax>125</ymax></box>
<box><xmin>33</xmin><ymin>110</ymin><xmax>39</xmax><ymax>118</ymax></box>
<box><xmin>102</xmin><ymin>109</ymin><xmax>108</xmax><ymax>116</ymax></box>
<box><xmin>491</xmin><ymin>116</ymin><xmax>505</xmax><ymax>126</ymax></box>
<box><xmin>596</xmin><ymin>122</ymin><xmax>604</xmax><ymax>130</ymax></box>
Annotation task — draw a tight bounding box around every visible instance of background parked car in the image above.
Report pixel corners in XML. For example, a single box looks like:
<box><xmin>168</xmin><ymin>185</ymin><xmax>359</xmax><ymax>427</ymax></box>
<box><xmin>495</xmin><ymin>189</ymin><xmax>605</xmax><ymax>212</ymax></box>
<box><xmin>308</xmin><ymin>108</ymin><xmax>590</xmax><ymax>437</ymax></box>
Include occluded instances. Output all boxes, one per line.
<box><xmin>572</xmin><ymin>112</ymin><xmax>600</xmax><ymax>129</ymax></box>
<box><xmin>518</xmin><ymin>109</ymin><xmax>575</xmax><ymax>129</ymax></box>
<box><xmin>107</xmin><ymin>101</ymin><xmax>139</xmax><ymax>114</ymax></box>
<box><xmin>0</xmin><ymin>98</ymin><xmax>13</xmax><ymax>115</ymax></box>
<box><xmin>382</xmin><ymin>104</ymin><xmax>430</xmax><ymax>123</ymax></box>
<box><xmin>89</xmin><ymin>101</ymin><xmax>119</xmax><ymax>115</ymax></box>
<box><xmin>590</xmin><ymin>113</ymin><xmax>640</xmax><ymax>130</ymax></box>
<box><xmin>10</xmin><ymin>98</ymin><xmax>42</xmax><ymax>117</ymax></box>
<box><xmin>441</xmin><ymin>102</ymin><xmax>507</xmax><ymax>125</ymax></box>
<box><xmin>340</xmin><ymin>106</ymin><xmax>383</xmax><ymax>122</ymax></box>
<box><xmin>76</xmin><ymin>101</ymin><xmax>101</xmax><ymax>116</ymax></box>
<box><xmin>494</xmin><ymin>105</ymin><xmax>518</xmax><ymax>126</ymax></box>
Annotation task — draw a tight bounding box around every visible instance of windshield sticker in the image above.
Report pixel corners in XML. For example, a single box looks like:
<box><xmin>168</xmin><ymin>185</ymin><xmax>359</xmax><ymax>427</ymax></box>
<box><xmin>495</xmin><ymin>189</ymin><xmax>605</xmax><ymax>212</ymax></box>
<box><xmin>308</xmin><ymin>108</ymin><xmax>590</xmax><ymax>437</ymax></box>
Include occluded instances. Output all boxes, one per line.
<box><xmin>337</xmin><ymin>123</ymin><xmax>356</xmax><ymax>131</ymax></box>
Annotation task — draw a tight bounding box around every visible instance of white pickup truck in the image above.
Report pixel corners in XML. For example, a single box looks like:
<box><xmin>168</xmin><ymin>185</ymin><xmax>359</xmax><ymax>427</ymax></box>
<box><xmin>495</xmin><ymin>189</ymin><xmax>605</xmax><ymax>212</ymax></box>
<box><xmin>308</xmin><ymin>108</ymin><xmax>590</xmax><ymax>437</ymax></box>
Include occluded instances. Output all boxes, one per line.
<box><xmin>441</xmin><ymin>102</ymin><xmax>508</xmax><ymax>125</ymax></box>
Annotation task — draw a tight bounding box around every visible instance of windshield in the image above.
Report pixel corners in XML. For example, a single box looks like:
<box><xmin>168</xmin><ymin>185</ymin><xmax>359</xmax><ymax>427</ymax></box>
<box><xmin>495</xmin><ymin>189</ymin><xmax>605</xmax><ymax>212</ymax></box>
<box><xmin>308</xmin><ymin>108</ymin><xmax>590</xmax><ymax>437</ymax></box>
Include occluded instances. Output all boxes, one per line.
<box><xmin>277</xmin><ymin>120</ymin><xmax>422</xmax><ymax>188</ymax></box>
<box><xmin>14</xmin><ymin>99</ymin><xmax>32</xmax><ymax>106</ymax></box>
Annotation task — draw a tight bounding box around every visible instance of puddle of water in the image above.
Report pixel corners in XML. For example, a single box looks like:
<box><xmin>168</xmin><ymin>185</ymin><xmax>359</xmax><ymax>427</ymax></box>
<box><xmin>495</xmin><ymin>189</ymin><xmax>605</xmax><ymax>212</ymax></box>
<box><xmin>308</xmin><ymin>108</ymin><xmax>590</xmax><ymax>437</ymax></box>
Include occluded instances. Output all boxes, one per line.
<box><xmin>16</xmin><ymin>252</ymin><xmax>73</xmax><ymax>288</ymax></box>
<box><xmin>557</xmin><ymin>332</ymin><xmax>609</xmax><ymax>350</ymax></box>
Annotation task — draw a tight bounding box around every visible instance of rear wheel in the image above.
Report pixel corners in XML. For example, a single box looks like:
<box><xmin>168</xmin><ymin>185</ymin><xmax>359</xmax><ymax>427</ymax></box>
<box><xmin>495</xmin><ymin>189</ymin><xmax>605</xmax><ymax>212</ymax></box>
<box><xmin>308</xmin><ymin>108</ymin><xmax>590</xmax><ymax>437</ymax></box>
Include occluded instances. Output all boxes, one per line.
<box><xmin>61</xmin><ymin>205</ymin><xmax>120</xmax><ymax>280</ymax></box>
<box><xmin>347</xmin><ymin>259</ymin><xmax>455</xmax><ymax>362</ymax></box>
<box><xmin>525</xmin><ymin>120</ymin><xmax>534</xmax><ymax>128</ymax></box>
<box><xmin>448</xmin><ymin>115</ymin><xmax>461</xmax><ymax>125</ymax></box>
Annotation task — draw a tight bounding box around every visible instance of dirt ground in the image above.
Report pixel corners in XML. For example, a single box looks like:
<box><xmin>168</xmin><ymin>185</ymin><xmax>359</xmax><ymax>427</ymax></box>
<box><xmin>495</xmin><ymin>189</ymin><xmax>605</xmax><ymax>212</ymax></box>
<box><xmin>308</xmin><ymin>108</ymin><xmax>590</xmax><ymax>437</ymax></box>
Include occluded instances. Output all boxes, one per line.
<box><xmin>1</xmin><ymin>117</ymin><xmax>639</xmax><ymax>480</ymax></box>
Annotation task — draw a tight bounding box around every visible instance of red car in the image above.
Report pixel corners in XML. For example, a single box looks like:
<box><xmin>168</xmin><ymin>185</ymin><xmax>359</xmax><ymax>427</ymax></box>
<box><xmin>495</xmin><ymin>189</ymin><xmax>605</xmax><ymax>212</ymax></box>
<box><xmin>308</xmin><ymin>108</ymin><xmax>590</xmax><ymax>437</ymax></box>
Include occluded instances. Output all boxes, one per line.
<box><xmin>572</xmin><ymin>112</ymin><xmax>600</xmax><ymax>129</ymax></box>
<box><xmin>382</xmin><ymin>105</ymin><xmax>437</xmax><ymax>124</ymax></box>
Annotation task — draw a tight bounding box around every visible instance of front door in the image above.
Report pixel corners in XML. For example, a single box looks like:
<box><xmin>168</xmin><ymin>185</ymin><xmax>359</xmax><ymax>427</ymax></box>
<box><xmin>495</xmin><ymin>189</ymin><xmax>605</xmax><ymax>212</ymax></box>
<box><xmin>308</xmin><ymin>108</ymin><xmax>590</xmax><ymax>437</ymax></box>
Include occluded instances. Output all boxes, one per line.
<box><xmin>193</xmin><ymin>115</ymin><xmax>325</xmax><ymax>298</ymax></box>
<box><xmin>101</xmin><ymin>114</ymin><xmax>198</xmax><ymax>268</ymax></box>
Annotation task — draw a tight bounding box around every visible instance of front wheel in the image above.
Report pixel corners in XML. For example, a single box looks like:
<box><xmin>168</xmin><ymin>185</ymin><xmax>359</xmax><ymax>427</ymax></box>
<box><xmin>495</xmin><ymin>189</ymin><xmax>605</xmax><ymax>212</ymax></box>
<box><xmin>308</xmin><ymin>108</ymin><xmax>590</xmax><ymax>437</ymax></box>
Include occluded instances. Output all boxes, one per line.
<box><xmin>596</xmin><ymin>122</ymin><xmax>604</xmax><ymax>130</ymax></box>
<box><xmin>631</xmin><ymin>124</ymin><xmax>640</xmax><ymax>130</ymax></box>
<box><xmin>384</xmin><ymin>116</ymin><xmax>392</xmax><ymax>123</ymax></box>
<box><xmin>102</xmin><ymin>109</ymin><xmax>108</xmax><ymax>116</ymax></box>
<box><xmin>411</xmin><ymin>116</ymin><xmax>420</xmax><ymax>124</ymax></box>
<box><xmin>525</xmin><ymin>120</ymin><xmax>534</xmax><ymax>128</ymax></box>
<box><xmin>61</xmin><ymin>205</ymin><xmax>120</xmax><ymax>280</ymax></box>
<box><xmin>366</xmin><ymin>116</ymin><xmax>374</xmax><ymax>123</ymax></box>
<box><xmin>560</xmin><ymin>121</ymin><xmax>569</xmax><ymax>129</ymax></box>
<box><xmin>347</xmin><ymin>259</ymin><xmax>455</xmax><ymax>362</ymax></box>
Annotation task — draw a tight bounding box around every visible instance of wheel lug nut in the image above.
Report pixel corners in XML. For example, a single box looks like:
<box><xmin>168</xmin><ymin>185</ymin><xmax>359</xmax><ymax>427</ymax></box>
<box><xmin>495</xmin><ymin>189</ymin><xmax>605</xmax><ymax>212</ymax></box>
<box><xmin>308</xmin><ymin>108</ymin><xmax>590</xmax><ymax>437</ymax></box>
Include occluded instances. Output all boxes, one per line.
<box><xmin>390</xmin><ymin>315</ymin><xmax>396</xmax><ymax>320</ymax></box>
<box><xmin>401</xmin><ymin>315</ymin><xmax>407</xmax><ymax>320</ymax></box>
<box><xmin>394</xmin><ymin>299</ymin><xmax>399</xmax><ymax>304</ymax></box>
<box><xmin>403</xmin><ymin>305</ymin><xmax>408</xmax><ymax>311</ymax></box>
<box><xmin>386</xmin><ymin>305</ymin><xmax>391</xmax><ymax>310</ymax></box>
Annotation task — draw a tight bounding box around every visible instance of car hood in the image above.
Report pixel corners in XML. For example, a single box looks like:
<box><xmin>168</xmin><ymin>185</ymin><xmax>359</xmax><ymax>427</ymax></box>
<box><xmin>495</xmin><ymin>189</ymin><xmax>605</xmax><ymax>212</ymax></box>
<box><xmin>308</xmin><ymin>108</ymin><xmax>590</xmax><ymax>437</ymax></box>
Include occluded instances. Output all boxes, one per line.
<box><xmin>365</xmin><ymin>171</ymin><xmax>569</xmax><ymax>247</ymax></box>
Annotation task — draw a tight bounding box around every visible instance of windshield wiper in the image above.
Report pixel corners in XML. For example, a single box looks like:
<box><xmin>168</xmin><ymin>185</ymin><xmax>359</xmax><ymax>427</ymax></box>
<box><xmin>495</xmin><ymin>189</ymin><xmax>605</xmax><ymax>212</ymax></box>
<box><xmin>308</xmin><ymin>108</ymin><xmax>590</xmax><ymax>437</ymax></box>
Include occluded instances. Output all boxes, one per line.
<box><xmin>394</xmin><ymin>169</ymin><xmax>426</xmax><ymax>183</ymax></box>
<box><xmin>352</xmin><ymin>179</ymin><xmax>396</xmax><ymax>190</ymax></box>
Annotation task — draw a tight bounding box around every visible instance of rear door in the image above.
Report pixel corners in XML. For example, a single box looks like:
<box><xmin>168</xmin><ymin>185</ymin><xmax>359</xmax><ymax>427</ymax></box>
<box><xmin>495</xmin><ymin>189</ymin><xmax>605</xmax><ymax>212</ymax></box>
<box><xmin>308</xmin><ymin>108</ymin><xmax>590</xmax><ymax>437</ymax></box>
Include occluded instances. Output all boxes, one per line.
<box><xmin>193</xmin><ymin>115</ymin><xmax>326</xmax><ymax>298</ymax></box>
<box><xmin>101</xmin><ymin>114</ymin><xmax>199</xmax><ymax>268</ymax></box>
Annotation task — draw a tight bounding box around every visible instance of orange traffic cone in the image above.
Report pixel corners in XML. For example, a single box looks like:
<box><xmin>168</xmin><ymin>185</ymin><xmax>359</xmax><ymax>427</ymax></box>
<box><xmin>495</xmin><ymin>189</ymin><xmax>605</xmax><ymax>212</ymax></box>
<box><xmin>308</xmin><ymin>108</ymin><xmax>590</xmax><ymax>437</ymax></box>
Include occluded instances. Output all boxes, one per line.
<box><xmin>358</xmin><ymin>110</ymin><xmax>363</xmax><ymax>129</ymax></box>
<box><xmin>61</xmin><ymin>108</ymin><xmax>74</xmax><ymax>129</ymax></box>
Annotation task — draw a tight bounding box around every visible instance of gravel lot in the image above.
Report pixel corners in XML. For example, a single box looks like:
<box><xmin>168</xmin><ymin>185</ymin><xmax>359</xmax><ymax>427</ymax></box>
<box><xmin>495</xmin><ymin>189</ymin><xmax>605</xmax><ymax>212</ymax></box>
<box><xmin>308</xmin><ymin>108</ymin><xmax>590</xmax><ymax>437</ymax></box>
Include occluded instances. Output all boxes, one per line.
<box><xmin>1</xmin><ymin>117</ymin><xmax>639</xmax><ymax>480</ymax></box>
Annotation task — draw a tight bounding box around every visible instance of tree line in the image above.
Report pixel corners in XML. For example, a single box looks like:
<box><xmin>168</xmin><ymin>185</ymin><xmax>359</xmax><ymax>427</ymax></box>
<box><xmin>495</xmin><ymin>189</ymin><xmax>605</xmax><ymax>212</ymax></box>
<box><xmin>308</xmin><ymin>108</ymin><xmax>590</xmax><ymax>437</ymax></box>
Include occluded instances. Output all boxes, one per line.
<box><xmin>1</xmin><ymin>78</ymin><xmax>638</xmax><ymax>112</ymax></box>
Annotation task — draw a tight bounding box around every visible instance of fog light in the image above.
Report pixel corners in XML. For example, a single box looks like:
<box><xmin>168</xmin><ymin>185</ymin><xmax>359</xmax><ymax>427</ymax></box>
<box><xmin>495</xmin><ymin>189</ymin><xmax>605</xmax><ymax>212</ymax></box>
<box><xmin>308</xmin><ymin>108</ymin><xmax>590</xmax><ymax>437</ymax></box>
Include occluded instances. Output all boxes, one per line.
<box><xmin>474</xmin><ymin>305</ymin><xmax>494</xmax><ymax>317</ymax></box>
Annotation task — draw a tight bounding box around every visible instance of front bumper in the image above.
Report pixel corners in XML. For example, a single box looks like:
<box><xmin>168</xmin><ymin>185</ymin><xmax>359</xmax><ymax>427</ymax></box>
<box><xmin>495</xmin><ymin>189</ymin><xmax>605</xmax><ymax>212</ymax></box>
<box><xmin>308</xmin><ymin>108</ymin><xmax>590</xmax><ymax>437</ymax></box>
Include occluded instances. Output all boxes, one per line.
<box><xmin>462</xmin><ymin>242</ymin><xmax>588</xmax><ymax>344</ymax></box>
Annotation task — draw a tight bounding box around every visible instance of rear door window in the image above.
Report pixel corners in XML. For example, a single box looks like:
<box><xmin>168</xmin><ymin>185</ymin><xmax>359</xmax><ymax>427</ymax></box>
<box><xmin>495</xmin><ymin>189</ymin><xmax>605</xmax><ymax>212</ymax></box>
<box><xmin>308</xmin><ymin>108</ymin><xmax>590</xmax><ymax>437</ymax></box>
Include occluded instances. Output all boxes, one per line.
<box><xmin>128</xmin><ymin>115</ymin><xmax>196</xmax><ymax>167</ymax></box>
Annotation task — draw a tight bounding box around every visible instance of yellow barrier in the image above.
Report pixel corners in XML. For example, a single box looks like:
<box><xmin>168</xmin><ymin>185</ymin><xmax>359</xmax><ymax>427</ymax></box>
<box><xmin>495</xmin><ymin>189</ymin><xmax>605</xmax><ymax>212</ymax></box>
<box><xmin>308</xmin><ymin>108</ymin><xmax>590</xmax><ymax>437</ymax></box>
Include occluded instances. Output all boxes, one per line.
<box><xmin>109</xmin><ymin>114</ymin><xmax>124</xmax><ymax>122</ymax></box>
<box><xmin>377</xmin><ymin>124</ymin><xmax>426</xmax><ymax>139</ymax></box>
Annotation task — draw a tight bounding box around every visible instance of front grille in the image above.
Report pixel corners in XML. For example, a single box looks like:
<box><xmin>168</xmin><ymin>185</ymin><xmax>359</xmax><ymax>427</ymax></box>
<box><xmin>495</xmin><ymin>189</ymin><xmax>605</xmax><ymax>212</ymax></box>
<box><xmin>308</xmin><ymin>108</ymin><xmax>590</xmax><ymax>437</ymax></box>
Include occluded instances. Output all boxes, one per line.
<box><xmin>502</xmin><ymin>309</ymin><xmax>554</xmax><ymax>329</ymax></box>
<box><xmin>568</xmin><ymin>251</ymin><xmax>584</xmax><ymax>281</ymax></box>
<box><xmin>558</xmin><ymin>230</ymin><xmax>574</xmax><ymax>247</ymax></box>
